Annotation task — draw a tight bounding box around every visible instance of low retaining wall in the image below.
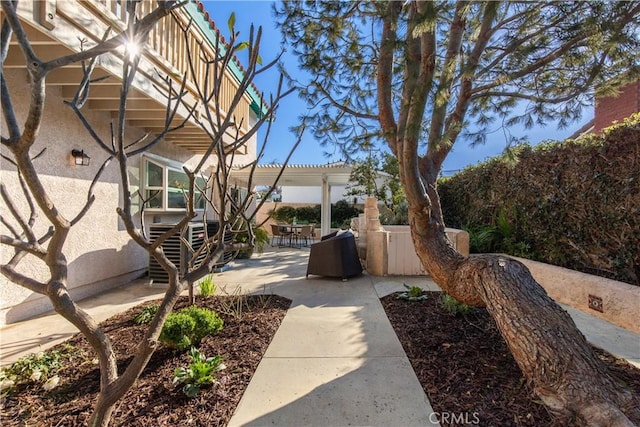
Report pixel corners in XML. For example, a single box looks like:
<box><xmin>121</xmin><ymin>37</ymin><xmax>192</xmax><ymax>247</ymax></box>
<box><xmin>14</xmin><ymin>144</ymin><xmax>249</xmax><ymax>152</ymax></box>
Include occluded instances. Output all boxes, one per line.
<box><xmin>512</xmin><ymin>256</ymin><xmax>639</xmax><ymax>333</ymax></box>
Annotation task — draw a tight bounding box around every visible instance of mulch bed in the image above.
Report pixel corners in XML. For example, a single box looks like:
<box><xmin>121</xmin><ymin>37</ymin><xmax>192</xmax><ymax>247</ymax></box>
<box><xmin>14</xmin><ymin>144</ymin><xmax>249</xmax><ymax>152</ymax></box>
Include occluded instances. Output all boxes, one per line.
<box><xmin>380</xmin><ymin>291</ymin><xmax>640</xmax><ymax>427</ymax></box>
<box><xmin>0</xmin><ymin>295</ymin><xmax>291</xmax><ymax>426</ymax></box>
<box><xmin>3</xmin><ymin>291</ymin><xmax>639</xmax><ymax>426</ymax></box>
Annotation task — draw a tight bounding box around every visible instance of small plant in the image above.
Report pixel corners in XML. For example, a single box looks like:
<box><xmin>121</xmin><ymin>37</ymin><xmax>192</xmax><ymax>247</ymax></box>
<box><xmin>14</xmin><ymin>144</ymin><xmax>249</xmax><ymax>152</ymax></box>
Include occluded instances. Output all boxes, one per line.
<box><xmin>160</xmin><ymin>306</ymin><xmax>224</xmax><ymax>350</ymax></box>
<box><xmin>217</xmin><ymin>285</ymin><xmax>248</xmax><ymax>320</ymax></box>
<box><xmin>198</xmin><ymin>275</ymin><xmax>216</xmax><ymax>298</ymax></box>
<box><xmin>397</xmin><ymin>284</ymin><xmax>428</xmax><ymax>301</ymax></box>
<box><xmin>255</xmin><ymin>285</ymin><xmax>273</xmax><ymax>310</ymax></box>
<box><xmin>173</xmin><ymin>347</ymin><xmax>226</xmax><ymax>397</ymax></box>
<box><xmin>133</xmin><ymin>305</ymin><xmax>158</xmax><ymax>325</ymax></box>
<box><xmin>440</xmin><ymin>293</ymin><xmax>474</xmax><ymax>316</ymax></box>
<box><xmin>0</xmin><ymin>346</ymin><xmax>73</xmax><ymax>395</ymax></box>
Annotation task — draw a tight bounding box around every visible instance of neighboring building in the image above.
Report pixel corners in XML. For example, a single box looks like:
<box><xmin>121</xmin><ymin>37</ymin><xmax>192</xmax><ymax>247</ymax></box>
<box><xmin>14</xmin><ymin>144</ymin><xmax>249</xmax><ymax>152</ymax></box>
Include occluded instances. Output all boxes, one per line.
<box><xmin>571</xmin><ymin>79</ymin><xmax>640</xmax><ymax>138</ymax></box>
<box><xmin>594</xmin><ymin>79</ymin><xmax>640</xmax><ymax>133</ymax></box>
<box><xmin>0</xmin><ymin>1</ymin><xmax>263</xmax><ymax>325</ymax></box>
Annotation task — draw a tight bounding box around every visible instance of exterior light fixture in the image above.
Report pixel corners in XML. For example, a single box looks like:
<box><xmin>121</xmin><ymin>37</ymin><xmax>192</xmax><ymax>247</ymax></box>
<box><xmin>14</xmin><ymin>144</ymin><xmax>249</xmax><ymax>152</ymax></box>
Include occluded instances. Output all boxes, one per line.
<box><xmin>71</xmin><ymin>149</ymin><xmax>90</xmax><ymax>166</ymax></box>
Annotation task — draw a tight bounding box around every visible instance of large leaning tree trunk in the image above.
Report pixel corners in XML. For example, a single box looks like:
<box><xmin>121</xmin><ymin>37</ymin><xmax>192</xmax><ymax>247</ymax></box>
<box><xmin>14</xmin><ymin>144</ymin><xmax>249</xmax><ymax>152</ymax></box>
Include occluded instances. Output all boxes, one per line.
<box><xmin>277</xmin><ymin>1</ymin><xmax>640</xmax><ymax>425</ymax></box>
<box><xmin>1</xmin><ymin>1</ymin><xmax>298</xmax><ymax>425</ymax></box>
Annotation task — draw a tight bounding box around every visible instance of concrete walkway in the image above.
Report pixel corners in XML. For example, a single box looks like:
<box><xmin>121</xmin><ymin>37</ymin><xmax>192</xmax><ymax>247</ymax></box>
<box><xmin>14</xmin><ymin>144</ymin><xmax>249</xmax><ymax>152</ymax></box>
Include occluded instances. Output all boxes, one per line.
<box><xmin>1</xmin><ymin>247</ymin><xmax>639</xmax><ymax>426</ymax></box>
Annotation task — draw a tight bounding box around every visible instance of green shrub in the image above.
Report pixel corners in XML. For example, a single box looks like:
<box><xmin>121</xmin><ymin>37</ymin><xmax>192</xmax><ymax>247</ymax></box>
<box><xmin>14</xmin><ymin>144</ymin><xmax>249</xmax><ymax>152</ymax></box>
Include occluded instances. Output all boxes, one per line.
<box><xmin>253</xmin><ymin>227</ymin><xmax>269</xmax><ymax>254</ymax></box>
<box><xmin>440</xmin><ymin>293</ymin><xmax>473</xmax><ymax>316</ymax></box>
<box><xmin>134</xmin><ymin>305</ymin><xmax>158</xmax><ymax>325</ymax></box>
<box><xmin>295</xmin><ymin>205</ymin><xmax>321</xmax><ymax>223</ymax></box>
<box><xmin>271</xmin><ymin>206</ymin><xmax>297</xmax><ymax>223</ymax></box>
<box><xmin>269</xmin><ymin>205</ymin><xmax>322</xmax><ymax>225</ymax></box>
<box><xmin>331</xmin><ymin>199</ymin><xmax>362</xmax><ymax>228</ymax></box>
<box><xmin>380</xmin><ymin>200</ymin><xmax>408</xmax><ymax>225</ymax></box>
<box><xmin>439</xmin><ymin>115</ymin><xmax>640</xmax><ymax>285</ymax></box>
<box><xmin>234</xmin><ymin>226</ymin><xmax>270</xmax><ymax>258</ymax></box>
<box><xmin>466</xmin><ymin>208</ymin><xmax>532</xmax><ymax>257</ymax></box>
<box><xmin>198</xmin><ymin>276</ymin><xmax>216</xmax><ymax>298</ymax></box>
<box><xmin>160</xmin><ymin>306</ymin><xmax>223</xmax><ymax>350</ymax></box>
<box><xmin>173</xmin><ymin>347</ymin><xmax>226</xmax><ymax>397</ymax></box>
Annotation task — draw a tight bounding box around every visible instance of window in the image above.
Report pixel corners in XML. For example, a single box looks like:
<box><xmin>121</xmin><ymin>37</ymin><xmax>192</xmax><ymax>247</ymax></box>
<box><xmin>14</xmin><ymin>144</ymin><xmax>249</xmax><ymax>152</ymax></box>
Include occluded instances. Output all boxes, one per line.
<box><xmin>142</xmin><ymin>156</ymin><xmax>207</xmax><ymax>211</ymax></box>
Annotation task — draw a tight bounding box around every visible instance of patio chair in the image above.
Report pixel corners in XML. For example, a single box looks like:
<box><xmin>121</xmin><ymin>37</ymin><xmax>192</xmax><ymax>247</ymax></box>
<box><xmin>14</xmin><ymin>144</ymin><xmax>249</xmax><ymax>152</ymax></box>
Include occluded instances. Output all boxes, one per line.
<box><xmin>309</xmin><ymin>223</ymin><xmax>317</xmax><ymax>244</ymax></box>
<box><xmin>306</xmin><ymin>230</ymin><xmax>363</xmax><ymax>280</ymax></box>
<box><xmin>270</xmin><ymin>224</ymin><xmax>292</xmax><ymax>247</ymax></box>
<box><xmin>297</xmin><ymin>224</ymin><xmax>314</xmax><ymax>247</ymax></box>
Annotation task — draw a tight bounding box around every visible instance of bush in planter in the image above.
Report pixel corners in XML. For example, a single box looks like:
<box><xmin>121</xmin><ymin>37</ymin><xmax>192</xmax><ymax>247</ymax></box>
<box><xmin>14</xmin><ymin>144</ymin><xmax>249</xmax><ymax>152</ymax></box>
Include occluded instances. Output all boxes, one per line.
<box><xmin>160</xmin><ymin>306</ymin><xmax>223</xmax><ymax>350</ymax></box>
<box><xmin>235</xmin><ymin>226</ymin><xmax>269</xmax><ymax>259</ymax></box>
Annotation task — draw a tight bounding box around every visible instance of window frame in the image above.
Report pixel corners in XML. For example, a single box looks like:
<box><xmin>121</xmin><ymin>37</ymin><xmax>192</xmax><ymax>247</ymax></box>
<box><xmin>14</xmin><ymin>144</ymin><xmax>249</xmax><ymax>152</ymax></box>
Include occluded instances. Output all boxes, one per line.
<box><xmin>141</xmin><ymin>154</ymin><xmax>208</xmax><ymax>212</ymax></box>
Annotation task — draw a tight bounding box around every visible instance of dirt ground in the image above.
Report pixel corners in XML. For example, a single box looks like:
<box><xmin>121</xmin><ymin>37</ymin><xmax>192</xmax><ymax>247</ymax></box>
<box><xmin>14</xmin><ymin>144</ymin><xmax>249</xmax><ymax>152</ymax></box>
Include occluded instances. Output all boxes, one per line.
<box><xmin>381</xmin><ymin>291</ymin><xmax>640</xmax><ymax>426</ymax></box>
<box><xmin>2</xmin><ymin>291</ymin><xmax>638</xmax><ymax>426</ymax></box>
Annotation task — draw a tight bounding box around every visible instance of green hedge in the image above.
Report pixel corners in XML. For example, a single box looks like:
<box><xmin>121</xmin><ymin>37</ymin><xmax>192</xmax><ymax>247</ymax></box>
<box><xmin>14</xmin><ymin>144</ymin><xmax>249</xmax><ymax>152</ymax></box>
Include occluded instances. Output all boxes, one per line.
<box><xmin>439</xmin><ymin>114</ymin><xmax>639</xmax><ymax>286</ymax></box>
<box><xmin>270</xmin><ymin>200</ymin><xmax>362</xmax><ymax>228</ymax></box>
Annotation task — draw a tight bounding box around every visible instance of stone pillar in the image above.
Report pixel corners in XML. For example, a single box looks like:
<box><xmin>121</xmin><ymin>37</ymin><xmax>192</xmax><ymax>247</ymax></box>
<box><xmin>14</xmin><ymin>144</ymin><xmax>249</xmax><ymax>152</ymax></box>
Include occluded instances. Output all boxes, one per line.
<box><xmin>364</xmin><ymin>197</ymin><xmax>383</xmax><ymax>232</ymax></box>
<box><xmin>363</xmin><ymin>197</ymin><xmax>388</xmax><ymax>276</ymax></box>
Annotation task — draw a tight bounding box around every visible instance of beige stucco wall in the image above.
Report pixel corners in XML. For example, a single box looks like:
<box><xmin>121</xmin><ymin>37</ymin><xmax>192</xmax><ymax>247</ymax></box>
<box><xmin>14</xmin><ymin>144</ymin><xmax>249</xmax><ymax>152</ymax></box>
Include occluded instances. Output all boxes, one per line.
<box><xmin>512</xmin><ymin>256</ymin><xmax>640</xmax><ymax>333</ymax></box>
<box><xmin>0</xmin><ymin>68</ymin><xmax>250</xmax><ymax>325</ymax></box>
<box><xmin>1</xmin><ymin>70</ymin><xmax>144</xmax><ymax>325</ymax></box>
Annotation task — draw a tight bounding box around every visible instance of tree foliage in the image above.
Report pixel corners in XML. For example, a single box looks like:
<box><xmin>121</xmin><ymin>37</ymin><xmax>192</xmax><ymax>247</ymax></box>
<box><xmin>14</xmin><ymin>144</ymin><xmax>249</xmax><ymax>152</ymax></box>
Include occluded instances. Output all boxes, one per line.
<box><xmin>278</xmin><ymin>1</ymin><xmax>640</xmax><ymax>157</ymax></box>
<box><xmin>345</xmin><ymin>152</ymin><xmax>405</xmax><ymax>220</ymax></box>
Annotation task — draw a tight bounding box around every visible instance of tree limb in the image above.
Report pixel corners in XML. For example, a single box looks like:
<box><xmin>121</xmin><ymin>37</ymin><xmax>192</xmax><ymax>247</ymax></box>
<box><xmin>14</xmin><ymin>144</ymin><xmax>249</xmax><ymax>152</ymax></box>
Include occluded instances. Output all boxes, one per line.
<box><xmin>376</xmin><ymin>1</ymin><xmax>400</xmax><ymax>144</ymax></box>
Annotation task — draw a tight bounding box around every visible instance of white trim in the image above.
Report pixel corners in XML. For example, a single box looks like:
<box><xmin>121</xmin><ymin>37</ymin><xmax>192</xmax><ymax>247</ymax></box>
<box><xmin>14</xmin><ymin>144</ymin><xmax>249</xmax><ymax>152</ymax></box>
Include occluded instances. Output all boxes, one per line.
<box><xmin>142</xmin><ymin>152</ymin><xmax>184</xmax><ymax>170</ymax></box>
<box><xmin>141</xmin><ymin>154</ymin><xmax>208</xmax><ymax>212</ymax></box>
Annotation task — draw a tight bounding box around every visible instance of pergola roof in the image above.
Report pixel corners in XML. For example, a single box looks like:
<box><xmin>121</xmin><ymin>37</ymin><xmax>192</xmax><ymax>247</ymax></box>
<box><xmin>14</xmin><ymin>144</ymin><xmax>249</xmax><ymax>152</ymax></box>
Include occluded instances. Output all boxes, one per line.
<box><xmin>230</xmin><ymin>162</ymin><xmax>357</xmax><ymax>187</ymax></box>
<box><xmin>230</xmin><ymin>162</ymin><xmax>390</xmax><ymax>236</ymax></box>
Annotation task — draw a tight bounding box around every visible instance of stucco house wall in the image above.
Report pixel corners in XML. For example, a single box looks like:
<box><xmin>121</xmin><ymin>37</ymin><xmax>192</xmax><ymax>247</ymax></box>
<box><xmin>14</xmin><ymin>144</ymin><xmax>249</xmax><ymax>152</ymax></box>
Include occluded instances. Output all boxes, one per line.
<box><xmin>1</xmin><ymin>70</ymin><xmax>146</xmax><ymax>324</ymax></box>
<box><xmin>0</xmin><ymin>68</ymin><xmax>258</xmax><ymax>326</ymax></box>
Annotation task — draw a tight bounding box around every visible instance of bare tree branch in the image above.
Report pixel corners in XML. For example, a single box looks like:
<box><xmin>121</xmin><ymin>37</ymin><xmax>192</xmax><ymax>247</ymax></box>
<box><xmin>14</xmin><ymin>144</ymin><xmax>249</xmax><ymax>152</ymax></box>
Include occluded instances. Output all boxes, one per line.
<box><xmin>0</xmin><ymin>265</ymin><xmax>47</xmax><ymax>294</ymax></box>
<box><xmin>0</xmin><ymin>183</ymin><xmax>36</xmax><ymax>243</ymax></box>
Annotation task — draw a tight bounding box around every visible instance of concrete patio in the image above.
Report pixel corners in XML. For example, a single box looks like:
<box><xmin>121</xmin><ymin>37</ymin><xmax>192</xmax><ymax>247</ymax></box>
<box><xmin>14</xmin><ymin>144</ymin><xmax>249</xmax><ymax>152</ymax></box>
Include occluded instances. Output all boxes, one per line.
<box><xmin>1</xmin><ymin>247</ymin><xmax>639</xmax><ymax>426</ymax></box>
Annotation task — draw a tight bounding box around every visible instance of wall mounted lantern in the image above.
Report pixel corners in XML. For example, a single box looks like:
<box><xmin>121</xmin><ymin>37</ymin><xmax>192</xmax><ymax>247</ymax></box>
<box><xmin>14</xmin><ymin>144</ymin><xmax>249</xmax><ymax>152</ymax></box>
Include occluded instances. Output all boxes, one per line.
<box><xmin>71</xmin><ymin>149</ymin><xmax>90</xmax><ymax>166</ymax></box>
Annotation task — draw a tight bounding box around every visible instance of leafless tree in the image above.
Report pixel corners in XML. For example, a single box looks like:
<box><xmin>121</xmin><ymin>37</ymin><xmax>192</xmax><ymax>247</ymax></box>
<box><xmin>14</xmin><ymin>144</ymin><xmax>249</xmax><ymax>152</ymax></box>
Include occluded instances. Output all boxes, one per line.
<box><xmin>1</xmin><ymin>1</ymin><xmax>297</xmax><ymax>425</ymax></box>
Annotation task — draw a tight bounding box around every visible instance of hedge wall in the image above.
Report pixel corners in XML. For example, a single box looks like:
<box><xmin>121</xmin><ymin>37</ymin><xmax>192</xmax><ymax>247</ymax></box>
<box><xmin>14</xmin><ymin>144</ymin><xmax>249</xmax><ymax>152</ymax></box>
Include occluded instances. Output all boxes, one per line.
<box><xmin>439</xmin><ymin>114</ymin><xmax>640</xmax><ymax>285</ymax></box>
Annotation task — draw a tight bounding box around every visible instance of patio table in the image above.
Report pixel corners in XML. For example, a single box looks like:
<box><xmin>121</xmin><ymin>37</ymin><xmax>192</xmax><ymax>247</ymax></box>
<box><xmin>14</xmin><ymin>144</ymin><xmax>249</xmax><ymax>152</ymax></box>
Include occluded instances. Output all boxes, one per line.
<box><xmin>281</xmin><ymin>224</ymin><xmax>304</xmax><ymax>248</ymax></box>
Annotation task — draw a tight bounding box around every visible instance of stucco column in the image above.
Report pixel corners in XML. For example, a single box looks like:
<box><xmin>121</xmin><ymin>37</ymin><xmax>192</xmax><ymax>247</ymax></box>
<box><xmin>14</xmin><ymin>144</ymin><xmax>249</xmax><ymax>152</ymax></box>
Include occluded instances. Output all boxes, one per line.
<box><xmin>320</xmin><ymin>175</ymin><xmax>331</xmax><ymax>237</ymax></box>
<box><xmin>367</xmin><ymin>230</ymin><xmax>389</xmax><ymax>276</ymax></box>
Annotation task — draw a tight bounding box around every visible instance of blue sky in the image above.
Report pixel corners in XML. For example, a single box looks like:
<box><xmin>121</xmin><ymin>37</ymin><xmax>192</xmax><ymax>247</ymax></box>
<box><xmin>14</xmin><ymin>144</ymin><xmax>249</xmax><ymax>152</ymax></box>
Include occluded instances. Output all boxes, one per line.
<box><xmin>201</xmin><ymin>1</ymin><xmax>591</xmax><ymax>174</ymax></box>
